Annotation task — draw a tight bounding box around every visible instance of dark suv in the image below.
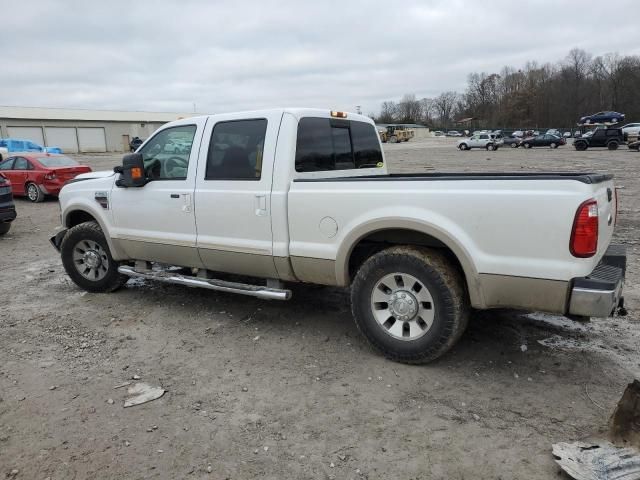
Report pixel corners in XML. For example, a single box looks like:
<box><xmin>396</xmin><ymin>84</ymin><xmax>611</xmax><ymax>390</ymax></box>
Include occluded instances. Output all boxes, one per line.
<box><xmin>574</xmin><ymin>128</ymin><xmax>624</xmax><ymax>151</ymax></box>
<box><xmin>0</xmin><ymin>173</ymin><xmax>17</xmax><ymax>235</ymax></box>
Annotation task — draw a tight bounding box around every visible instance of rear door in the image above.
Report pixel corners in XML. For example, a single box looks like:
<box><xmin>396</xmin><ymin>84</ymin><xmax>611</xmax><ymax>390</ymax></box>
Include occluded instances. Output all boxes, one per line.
<box><xmin>6</xmin><ymin>157</ymin><xmax>32</xmax><ymax>194</ymax></box>
<box><xmin>194</xmin><ymin>112</ymin><xmax>282</xmax><ymax>278</ymax></box>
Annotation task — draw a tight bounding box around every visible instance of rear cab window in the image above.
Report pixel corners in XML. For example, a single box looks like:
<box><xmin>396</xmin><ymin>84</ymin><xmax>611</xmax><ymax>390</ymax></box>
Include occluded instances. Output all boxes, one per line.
<box><xmin>295</xmin><ymin>118</ymin><xmax>383</xmax><ymax>173</ymax></box>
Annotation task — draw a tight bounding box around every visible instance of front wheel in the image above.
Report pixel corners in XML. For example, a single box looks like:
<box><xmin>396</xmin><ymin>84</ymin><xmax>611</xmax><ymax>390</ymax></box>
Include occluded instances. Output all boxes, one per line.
<box><xmin>574</xmin><ymin>141</ymin><xmax>588</xmax><ymax>151</ymax></box>
<box><xmin>524</xmin><ymin>143</ymin><xmax>532</xmax><ymax>149</ymax></box>
<box><xmin>351</xmin><ymin>246</ymin><xmax>469</xmax><ymax>364</ymax></box>
<box><xmin>458</xmin><ymin>143</ymin><xmax>468</xmax><ymax>150</ymax></box>
<box><xmin>510</xmin><ymin>142</ymin><xmax>518</xmax><ymax>148</ymax></box>
<box><xmin>60</xmin><ymin>221</ymin><xmax>129</xmax><ymax>293</ymax></box>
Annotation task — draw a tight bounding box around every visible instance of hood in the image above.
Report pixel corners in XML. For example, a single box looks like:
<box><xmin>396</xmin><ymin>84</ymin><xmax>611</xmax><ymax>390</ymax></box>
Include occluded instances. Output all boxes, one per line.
<box><xmin>74</xmin><ymin>170</ymin><xmax>115</xmax><ymax>180</ymax></box>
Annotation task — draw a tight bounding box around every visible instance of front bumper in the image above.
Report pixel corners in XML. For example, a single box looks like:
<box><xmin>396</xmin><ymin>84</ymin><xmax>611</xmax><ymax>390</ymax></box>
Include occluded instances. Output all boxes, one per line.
<box><xmin>568</xmin><ymin>244</ymin><xmax>626</xmax><ymax>318</ymax></box>
<box><xmin>49</xmin><ymin>228</ymin><xmax>68</xmax><ymax>252</ymax></box>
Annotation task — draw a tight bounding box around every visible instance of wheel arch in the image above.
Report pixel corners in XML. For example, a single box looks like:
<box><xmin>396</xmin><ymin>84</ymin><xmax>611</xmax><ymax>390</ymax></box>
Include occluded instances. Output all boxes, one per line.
<box><xmin>62</xmin><ymin>206</ymin><xmax>128</xmax><ymax>260</ymax></box>
<box><xmin>337</xmin><ymin>221</ymin><xmax>482</xmax><ymax>306</ymax></box>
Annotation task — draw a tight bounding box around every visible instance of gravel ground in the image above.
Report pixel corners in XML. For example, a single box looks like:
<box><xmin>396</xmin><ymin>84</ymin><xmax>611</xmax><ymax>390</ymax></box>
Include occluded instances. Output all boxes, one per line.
<box><xmin>1</xmin><ymin>137</ymin><xmax>638</xmax><ymax>479</ymax></box>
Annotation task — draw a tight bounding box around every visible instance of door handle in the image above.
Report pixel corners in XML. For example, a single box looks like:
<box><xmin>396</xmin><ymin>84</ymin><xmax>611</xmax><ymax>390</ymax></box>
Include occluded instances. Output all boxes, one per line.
<box><xmin>170</xmin><ymin>194</ymin><xmax>180</xmax><ymax>198</ymax></box>
<box><xmin>255</xmin><ymin>195</ymin><xmax>267</xmax><ymax>216</ymax></box>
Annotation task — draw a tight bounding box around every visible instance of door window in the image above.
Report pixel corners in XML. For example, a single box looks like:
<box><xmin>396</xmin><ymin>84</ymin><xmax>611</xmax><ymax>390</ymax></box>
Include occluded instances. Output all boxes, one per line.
<box><xmin>205</xmin><ymin>119</ymin><xmax>268</xmax><ymax>180</ymax></box>
<box><xmin>0</xmin><ymin>158</ymin><xmax>14</xmax><ymax>170</ymax></box>
<box><xmin>295</xmin><ymin>118</ymin><xmax>383</xmax><ymax>172</ymax></box>
<box><xmin>13</xmin><ymin>157</ymin><xmax>30</xmax><ymax>170</ymax></box>
<box><xmin>479</xmin><ymin>134</ymin><xmax>489</xmax><ymax>140</ymax></box>
<box><xmin>138</xmin><ymin>125</ymin><xmax>196</xmax><ymax>180</ymax></box>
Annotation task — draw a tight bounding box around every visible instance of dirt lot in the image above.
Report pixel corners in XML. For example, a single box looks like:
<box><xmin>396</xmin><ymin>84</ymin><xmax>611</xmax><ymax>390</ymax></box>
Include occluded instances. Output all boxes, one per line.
<box><xmin>1</xmin><ymin>138</ymin><xmax>638</xmax><ymax>479</ymax></box>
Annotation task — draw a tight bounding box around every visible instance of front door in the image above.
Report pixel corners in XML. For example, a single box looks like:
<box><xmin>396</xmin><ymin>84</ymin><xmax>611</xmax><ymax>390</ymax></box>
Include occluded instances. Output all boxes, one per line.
<box><xmin>6</xmin><ymin>157</ymin><xmax>31</xmax><ymax>195</ymax></box>
<box><xmin>194</xmin><ymin>112</ymin><xmax>282</xmax><ymax>278</ymax></box>
<box><xmin>110</xmin><ymin>119</ymin><xmax>207</xmax><ymax>267</ymax></box>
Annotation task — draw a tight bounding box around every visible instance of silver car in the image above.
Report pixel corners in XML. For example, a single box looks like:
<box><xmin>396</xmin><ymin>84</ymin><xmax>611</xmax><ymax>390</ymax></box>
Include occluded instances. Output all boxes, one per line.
<box><xmin>457</xmin><ymin>133</ymin><xmax>503</xmax><ymax>151</ymax></box>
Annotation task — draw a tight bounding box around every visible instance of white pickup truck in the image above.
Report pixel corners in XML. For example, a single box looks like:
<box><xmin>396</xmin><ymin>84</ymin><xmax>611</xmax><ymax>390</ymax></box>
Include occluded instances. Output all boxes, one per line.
<box><xmin>51</xmin><ymin>109</ymin><xmax>627</xmax><ymax>363</ymax></box>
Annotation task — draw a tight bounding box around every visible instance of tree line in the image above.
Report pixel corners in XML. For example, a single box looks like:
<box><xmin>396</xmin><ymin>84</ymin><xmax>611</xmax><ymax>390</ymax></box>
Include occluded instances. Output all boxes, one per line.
<box><xmin>372</xmin><ymin>49</ymin><xmax>640</xmax><ymax>130</ymax></box>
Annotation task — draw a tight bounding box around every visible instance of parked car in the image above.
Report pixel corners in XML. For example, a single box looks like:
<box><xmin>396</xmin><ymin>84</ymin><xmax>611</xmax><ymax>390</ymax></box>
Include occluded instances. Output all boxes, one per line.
<box><xmin>512</xmin><ymin>130</ymin><xmax>524</xmax><ymax>137</ymax></box>
<box><xmin>0</xmin><ymin>138</ymin><xmax>62</xmax><ymax>154</ymax></box>
<box><xmin>0</xmin><ymin>172</ymin><xmax>17</xmax><ymax>235</ymax></box>
<box><xmin>0</xmin><ymin>153</ymin><xmax>91</xmax><ymax>202</ymax></box>
<box><xmin>458</xmin><ymin>132</ymin><xmax>503</xmax><ymax>151</ymax></box>
<box><xmin>129</xmin><ymin>137</ymin><xmax>144</xmax><ymax>152</ymax></box>
<box><xmin>446</xmin><ymin>130</ymin><xmax>462</xmax><ymax>137</ymax></box>
<box><xmin>621</xmin><ymin>123</ymin><xmax>640</xmax><ymax>140</ymax></box>
<box><xmin>563</xmin><ymin>132</ymin><xmax>572</xmax><ymax>138</ymax></box>
<box><xmin>579</xmin><ymin>111</ymin><xmax>625</xmax><ymax>125</ymax></box>
<box><xmin>502</xmin><ymin>137</ymin><xmax>522</xmax><ymax>148</ymax></box>
<box><xmin>545</xmin><ymin>129</ymin><xmax>561</xmax><ymax>136</ymax></box>
<box><xmin>573</xmin><ymin>128</ymin><xmax>624</xmax><ymax>151</ymax></box>
<box><xmin>433</xmin><ymin>131</ymin><xmax>445</xmax><ymax>137</ymax></box>
<box><xmin>50</xmin><ymin>108</ymin><xmax>625</xmax><ymax>364</ymax></box>
<box><xmin>521</xmin><ymin>134</ymin><xmax>566</xmax><ymax>149</ymax></box>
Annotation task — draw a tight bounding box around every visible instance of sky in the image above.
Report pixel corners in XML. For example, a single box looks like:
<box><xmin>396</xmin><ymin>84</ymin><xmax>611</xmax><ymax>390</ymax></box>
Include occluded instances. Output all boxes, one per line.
<box><xmin>1</xmin><ymin>0</ymin><xmax>639</xmax><ymax>116</ymax></box>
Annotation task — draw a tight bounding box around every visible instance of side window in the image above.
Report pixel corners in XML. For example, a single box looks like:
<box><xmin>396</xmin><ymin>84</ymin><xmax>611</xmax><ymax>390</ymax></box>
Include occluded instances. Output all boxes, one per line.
<box><xmin>205</xmin><ymin>119</ymin><xmax>267</xmax><ymax>180</ymax></box>
<box><xmin>13</xmin><ymin>157</ymin><xmax>28</xmax><ymax>170</ymax></box>
<box><xmin>480</xmin><ymin>134</ymin><xmax>489</xmax><ymax>140</ymax></box>
<box><xmin>295</xmin><ymin>118</ymin><xmax>383</xmax><ymax>172</ymax></box>
<box><xmin>0</xmin><ymin>158</ymin><xmax>14</xmax><ymax>170</ymax></box>
<box><xmin>138</xmin><ymin>125</ymin><xmax>196</xmax><ymax>180</ymax></box>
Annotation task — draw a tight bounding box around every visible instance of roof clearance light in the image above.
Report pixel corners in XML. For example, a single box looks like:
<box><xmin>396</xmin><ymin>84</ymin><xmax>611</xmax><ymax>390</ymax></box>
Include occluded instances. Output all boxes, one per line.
<box><xmin>330</xmin><ymin>111</ymin><xmax>347</xmax><ymax>118</ymax></box>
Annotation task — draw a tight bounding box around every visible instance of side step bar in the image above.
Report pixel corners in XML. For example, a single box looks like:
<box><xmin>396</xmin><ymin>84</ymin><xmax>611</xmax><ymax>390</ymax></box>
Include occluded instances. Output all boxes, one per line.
<box><xmin>117</xmin><ymin>266</ymin><xmax>292</xmax><ymax>301</ymax></box>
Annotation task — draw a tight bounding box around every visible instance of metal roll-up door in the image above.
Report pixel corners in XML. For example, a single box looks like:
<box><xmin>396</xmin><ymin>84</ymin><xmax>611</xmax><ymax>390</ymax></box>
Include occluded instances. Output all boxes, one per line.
<box><xmin>7</xmin><ymin>126</ymin><xmax>45</xmax><ymax>145</ymax></box>
<box><xmin>44</xmin><ymin>127</ymin><xmax>78</xmax><ymax>153</ymax></box>
<box><xmin>77</xmin><ymin>127</ymin><xmax>107</xmax><ymax>152</ymax></box>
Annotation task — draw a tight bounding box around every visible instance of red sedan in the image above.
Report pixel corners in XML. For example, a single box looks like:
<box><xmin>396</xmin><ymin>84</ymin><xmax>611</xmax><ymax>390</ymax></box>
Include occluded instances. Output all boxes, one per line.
<box><xmin>0</xmin><ymin>153</ymin><xmax>91</xmax><ymax>202</ymax></box>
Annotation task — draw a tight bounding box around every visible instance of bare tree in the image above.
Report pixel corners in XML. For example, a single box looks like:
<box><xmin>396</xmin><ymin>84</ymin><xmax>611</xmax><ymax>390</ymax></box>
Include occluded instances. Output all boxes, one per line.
<box><xmin>433</xmin><ymin>91</ymin><xmax>459</xmax><ymax>127</ymax></box>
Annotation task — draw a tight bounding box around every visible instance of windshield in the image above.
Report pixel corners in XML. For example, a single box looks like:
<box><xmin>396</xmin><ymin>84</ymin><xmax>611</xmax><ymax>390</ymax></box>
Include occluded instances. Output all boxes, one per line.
<box><xmin>37</xmin><ymin>155</ymin><xmax>78</xmax><ymax>167</ymax></box>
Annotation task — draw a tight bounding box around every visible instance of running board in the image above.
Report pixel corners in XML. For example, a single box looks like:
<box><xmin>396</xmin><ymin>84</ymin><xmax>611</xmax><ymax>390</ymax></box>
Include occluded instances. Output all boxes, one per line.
<box><xmin>117</xmin><ymin>266</ymin><xmax>292</xmax><ymax>301</ymax></box>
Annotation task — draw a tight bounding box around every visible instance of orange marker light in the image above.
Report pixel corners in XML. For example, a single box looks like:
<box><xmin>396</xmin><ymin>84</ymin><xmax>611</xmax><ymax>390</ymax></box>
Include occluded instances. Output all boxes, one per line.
<box><xmin>330</xmin><ymin>111</ymin><xmax>347</xmax><ymax>118</ymax></box>
<box><xmin>131</xmin><ymin>167</ymin><xmax>143</xmax><ymax>179</ymax></box>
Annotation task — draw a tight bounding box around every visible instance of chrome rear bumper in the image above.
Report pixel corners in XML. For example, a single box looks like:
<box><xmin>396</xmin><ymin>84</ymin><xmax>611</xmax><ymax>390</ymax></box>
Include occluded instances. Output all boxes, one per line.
<box><xmin>568</xmin><ymin>244</ymin><xmax>626</xmax><ymax>318</ymax></box>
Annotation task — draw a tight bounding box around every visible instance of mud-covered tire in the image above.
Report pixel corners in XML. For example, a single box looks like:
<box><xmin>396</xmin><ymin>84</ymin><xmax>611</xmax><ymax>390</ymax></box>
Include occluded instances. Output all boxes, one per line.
<box><xmin>26</xmin><ymin>182</ymin><xmax>45</xmax><ymax>203</ymax></box>
<box><xmin>0</xmin><ymin>222</ymin><xmax>10</xmax><ymax>235</ymax></box>
<box><xmin>351</xmin><ymin>246</ymin><xmax>470</xmax><ymax>364</ymax></box>
<box><xmin>60</xmin><ymin>221</ymin><xmax>128</xmax><ymax>293</ymax></box>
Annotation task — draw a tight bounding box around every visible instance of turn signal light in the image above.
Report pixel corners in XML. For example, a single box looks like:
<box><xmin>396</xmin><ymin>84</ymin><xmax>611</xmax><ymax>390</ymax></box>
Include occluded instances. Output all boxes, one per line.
<box><xmin>570</xmin><ymin>199</ymin><xmax>598</xmax><ymax>257</ymax></box>
<box><xmin>330</xmin><ymin>111</ymin><xmax>347</xmax><ymax>118</ymax></box>
<box><xmin>131</xmin><ymin>167</ymin><xmax>143</xmax><ymax>179</ymax></box>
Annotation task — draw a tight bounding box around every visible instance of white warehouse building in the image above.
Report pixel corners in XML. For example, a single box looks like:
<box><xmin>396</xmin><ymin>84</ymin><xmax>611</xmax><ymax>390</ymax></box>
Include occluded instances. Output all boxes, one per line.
<box><xmin>0</xmin><ymin>106</ymin><xmax>196</xmax><ymax>153</ymax></box>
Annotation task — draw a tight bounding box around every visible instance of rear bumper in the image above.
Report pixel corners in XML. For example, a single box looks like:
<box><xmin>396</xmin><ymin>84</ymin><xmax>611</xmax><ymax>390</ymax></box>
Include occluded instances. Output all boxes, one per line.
<box><xmin>568</xmin><ymin>244</ymin><xmax>626</xmax><ymax>318</ymax></box>
<box><xmin>0</xmin><ymin>206</ymin><xmax>16</xmax><ymax>223</ymax></box>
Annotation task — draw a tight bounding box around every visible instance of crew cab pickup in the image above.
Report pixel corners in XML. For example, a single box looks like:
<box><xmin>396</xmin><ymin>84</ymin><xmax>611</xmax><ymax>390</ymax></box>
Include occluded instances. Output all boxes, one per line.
<box><xmin>50</xmin><ymin>109</ymin><xmax>626</xmax><ymax>364</ymax></box>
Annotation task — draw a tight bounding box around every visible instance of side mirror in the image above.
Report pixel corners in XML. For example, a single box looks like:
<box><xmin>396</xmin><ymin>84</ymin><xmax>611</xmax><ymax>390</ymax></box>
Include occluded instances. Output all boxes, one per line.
<box><xmin>115</xmin><ymin>153</ymin><xmax>147</xmax><ymax>188</ymax></box>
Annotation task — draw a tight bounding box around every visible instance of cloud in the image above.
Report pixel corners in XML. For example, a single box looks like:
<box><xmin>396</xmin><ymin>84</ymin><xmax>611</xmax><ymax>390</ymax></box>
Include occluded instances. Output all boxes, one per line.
<box><xmin>0</xmin><ymin>0</ymin><xmax>638</xmax><ymax>115</ymax></box>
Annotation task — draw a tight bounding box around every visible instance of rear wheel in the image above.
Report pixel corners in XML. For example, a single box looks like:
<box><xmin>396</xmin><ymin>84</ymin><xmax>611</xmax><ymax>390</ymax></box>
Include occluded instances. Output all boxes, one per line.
<box><xmin>486</xmin><ymin>144</ymin><xmax>495</xmax><ymax>151</ymax></box>
<box><xmin>524</xmin><ymin>142</ymin><xmax>532</xmax><ymax>149</ymax></box>
<box><xmin>351</xmin><ymin>246</ymin><xmax>469</xmax><ymax>364</ymax></box>
<box><xmin>0</xmin><ymin>222</ymin><xmax>10</xmax><ymax>235</ymax></box>
<box><xmin>510</xmin><ymin>142</ymin><xmax>518</xmax><ymax>148</ymax></box>
<box><xmin>607</xmin><ymin>141</ymin><xmax>619</xmax><ymax>151</ymax></box>
<box><xmin>26</xmin><ymin>183</ymin><xmax>45</xmax><ymax>203</ymax></box>
<box><xmin>60</xmin><ymin>221</ymin><xmax>129</xmax><ymax>293</ymax></box>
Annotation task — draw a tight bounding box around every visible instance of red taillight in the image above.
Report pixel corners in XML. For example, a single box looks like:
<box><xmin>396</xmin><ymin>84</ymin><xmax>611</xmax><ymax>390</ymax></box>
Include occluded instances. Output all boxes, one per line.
<box><xmin>44</xmin><ymin>172</ymin><xmax>57</xmax><ymax>180</ymax></box>
<box><xmin>570</xmin><ymin>199</ymin><xmax>598</xmax><ymax>257</ymax></box>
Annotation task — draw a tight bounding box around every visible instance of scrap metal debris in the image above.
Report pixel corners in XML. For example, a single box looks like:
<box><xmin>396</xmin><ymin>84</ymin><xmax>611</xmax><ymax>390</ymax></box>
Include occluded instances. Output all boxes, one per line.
<box><xmin>553</xmin><ymin>380</ymin><xmax>640</xmax><ymax>480</ymax></box>
<box><xmin>123</xmin><ymin>383</ymin><xmax>165</xmax><ymax>408</ymax></box>
<box><xmin>552</xmin><ymin>441</ymin><xmax>640</xmax><ymax>480</ymax></box>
